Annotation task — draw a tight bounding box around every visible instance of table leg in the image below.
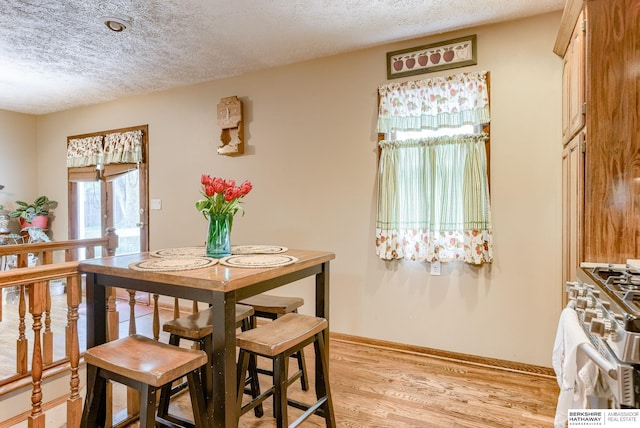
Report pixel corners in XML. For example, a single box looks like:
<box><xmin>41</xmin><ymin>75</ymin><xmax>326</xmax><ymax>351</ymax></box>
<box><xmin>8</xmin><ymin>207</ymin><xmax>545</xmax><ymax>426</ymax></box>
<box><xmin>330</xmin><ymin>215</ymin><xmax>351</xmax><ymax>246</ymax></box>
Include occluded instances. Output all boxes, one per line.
<box><xmin>316</xmin><ymin>261</ymin><xmax>336</xmax><ymax>428</ymax></box>
<box><xmin>210</xmin><ymin>293</ymin><xmax>238</xmax><ymax>428</ymax></box>
<box><xmin>315</xmin><ymin>261</ymin><xmax>330</xmax><ymax>378</ymax></box>
<box><xmin>85</xmin><ymin>273</ymin><xmax>107</xmax><ymax>424</ymax></box>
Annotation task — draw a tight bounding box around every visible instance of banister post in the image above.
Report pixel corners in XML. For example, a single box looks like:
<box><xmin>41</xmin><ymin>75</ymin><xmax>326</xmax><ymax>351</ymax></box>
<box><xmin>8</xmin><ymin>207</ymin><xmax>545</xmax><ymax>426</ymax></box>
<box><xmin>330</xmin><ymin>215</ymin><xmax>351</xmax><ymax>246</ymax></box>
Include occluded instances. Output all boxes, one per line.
<box><xmin>17</xmin><ymin>284</ymin><xmax>28</xmax><ymax>374</ymax></box>
<box><xmin>66</xmin><ymin>274</ymin><xmax>82</xmax><ymax>428</ymax></box>
<box><xmin>104</xmin><ymin>227</ymin><xmax>118</xmax><ymax>257</ymax></box>
<box><xmin>43</xmin><ymin>284</ymin><xmax>53</xmax><ymax>365</ymax></box>
<box><xmin>28</xmin><ymin>281</ymin><xmax>47</xmax><ymax>428</ymax></box>
<box><xmin>17</xmin><ymin>254</ymin><xmax>28</xmax><ymax>374</ymax></box>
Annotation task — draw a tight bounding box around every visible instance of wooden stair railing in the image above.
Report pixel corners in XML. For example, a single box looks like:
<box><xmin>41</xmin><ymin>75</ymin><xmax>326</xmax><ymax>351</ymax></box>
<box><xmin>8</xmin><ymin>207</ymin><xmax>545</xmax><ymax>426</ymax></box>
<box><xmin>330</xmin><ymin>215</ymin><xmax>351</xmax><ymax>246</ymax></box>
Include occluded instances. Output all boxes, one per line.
<box><xmin>0</xmin><ymin>262</ymin><xmax>82</xmax><ymax>428</ymax></box>
<box><xmin>0</xmin><ymin>231</ymin><xmax>118</xmax><ymax>428</ymax></box>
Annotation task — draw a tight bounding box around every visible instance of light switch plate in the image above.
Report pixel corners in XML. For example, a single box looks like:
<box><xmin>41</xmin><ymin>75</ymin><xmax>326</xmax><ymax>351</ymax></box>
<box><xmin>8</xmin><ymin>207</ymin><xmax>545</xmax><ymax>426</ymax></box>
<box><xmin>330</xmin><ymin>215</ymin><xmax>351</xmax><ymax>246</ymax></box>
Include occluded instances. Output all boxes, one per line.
<box><xmin>430</xmin><ymin>261</ymin><xmax>441</xmax><ymax>276</ymax></box>
<box><xmin>150</xmin><ymin>199</ymin><xmax>162</xmax><ymax>210</ymax></box>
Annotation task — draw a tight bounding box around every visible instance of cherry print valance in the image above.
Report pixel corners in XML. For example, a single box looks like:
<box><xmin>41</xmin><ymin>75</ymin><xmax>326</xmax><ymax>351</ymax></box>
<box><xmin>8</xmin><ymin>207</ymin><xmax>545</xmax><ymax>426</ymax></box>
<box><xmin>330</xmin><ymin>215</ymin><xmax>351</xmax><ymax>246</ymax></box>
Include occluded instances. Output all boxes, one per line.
<box><xmin>66</xmin><ymin>135</ymin><xmax>104</xmax><ymax>167</ymax></box>
<box><xmin>66</xmin><ymin>130</ymin><xmax>143</xmax><ymax>168</ymax></box>
<box><xmin>103</xmin><ymin>130</ymin><xmax>143</xmax><ymax>165</ymax></box>
<box><xmin>377</xmin><ymin>71</ymin><xmax>490</xmax><ymax>133</ymax></box>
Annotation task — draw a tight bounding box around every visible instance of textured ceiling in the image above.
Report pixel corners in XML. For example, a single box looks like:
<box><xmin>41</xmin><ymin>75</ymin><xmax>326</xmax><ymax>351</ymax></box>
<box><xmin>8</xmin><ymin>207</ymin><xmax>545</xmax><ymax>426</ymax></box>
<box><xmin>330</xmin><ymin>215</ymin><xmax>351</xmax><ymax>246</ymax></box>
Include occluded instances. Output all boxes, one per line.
<box><xmin>0</xmin><ymin>0</ymin><xmax>564</xmax><ymax>115</ymax></box>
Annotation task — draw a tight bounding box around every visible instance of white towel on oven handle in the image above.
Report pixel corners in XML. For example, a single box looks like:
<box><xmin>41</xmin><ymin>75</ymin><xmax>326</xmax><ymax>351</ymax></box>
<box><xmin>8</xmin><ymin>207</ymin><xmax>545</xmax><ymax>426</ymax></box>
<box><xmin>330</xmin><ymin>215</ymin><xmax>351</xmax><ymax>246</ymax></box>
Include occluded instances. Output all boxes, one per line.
<box><xmin>552</xmin><ymin>305</ymin><xmax>592</xmax><ymax>428</ymax></box>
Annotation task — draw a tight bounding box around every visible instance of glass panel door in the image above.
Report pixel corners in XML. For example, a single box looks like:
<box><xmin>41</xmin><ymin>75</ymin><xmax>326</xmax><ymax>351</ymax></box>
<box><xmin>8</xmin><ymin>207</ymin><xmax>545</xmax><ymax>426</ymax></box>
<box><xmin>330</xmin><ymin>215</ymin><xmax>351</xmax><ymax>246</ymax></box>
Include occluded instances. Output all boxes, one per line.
<box><xmin>70</xmin><ymin>168</ymin><xmax>148</xmax><ymax>256</ymax></box>
<box><xmin>108</xmin><ymin>169</ymin><xmax>141</xmax><ymax>255</ymax></box>
<box><xmin>73</xmin><ymin>180</ymin><xmax>103</xmax><ymax>259</ymax></box>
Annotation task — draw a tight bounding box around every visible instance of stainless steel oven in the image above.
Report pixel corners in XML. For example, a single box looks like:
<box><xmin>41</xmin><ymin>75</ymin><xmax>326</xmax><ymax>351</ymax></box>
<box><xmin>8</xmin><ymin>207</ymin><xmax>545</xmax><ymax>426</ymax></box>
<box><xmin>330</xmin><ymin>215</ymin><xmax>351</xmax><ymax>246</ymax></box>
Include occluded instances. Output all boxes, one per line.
<box><xmin>565</xmin><ymin>262</ymin><xmax>640</xmax><ymax>408</ymax></box>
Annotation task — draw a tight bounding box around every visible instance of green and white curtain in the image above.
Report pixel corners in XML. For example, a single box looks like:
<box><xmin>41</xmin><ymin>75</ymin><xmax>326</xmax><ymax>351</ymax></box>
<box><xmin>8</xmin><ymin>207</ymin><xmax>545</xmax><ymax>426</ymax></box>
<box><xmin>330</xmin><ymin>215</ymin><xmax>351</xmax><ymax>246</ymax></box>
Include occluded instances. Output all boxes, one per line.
<box><xmin>66</xmin><ymin>130</ymin><xmax>143</xmax><ymax>168</ymax></box>
<box><xmin>376</xmin><ymin>71</ymin><xmax>493</xmax><ymax>265</ymax></box>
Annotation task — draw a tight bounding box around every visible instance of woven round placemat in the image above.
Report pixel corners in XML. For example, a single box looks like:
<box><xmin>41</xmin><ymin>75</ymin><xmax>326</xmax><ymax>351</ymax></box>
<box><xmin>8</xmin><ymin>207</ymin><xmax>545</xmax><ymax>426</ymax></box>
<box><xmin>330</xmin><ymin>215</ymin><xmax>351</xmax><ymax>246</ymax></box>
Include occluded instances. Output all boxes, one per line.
<box><xmin>219</xmin><ymin>254</ymin><xmax>298</xmax><ymax>268</ymax></box>
<box><xmin>128</xmin><ymin>257</ymin><xmax>217</xmax><ymax>272</ymax></box>
<box><xmin>150</xmin><ymin>247</ymin><xmax>206</xmax><ymax>258</ymax></box>
<box><xmin>231</xmin><ymin>245</ymin><xmax>288</xmax><ymax>254</ymax></box>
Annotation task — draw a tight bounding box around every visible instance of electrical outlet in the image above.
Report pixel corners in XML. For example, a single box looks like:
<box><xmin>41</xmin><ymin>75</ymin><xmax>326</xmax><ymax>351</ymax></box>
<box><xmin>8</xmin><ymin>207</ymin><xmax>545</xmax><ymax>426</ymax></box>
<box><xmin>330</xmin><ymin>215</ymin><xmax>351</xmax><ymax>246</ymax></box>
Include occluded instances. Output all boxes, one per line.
<box><xmin>150</xmin><ymin>199</ymin><xmax>162</xmax><ymax>210</ymax></box>
<box><xmin>430</xmin><ymin>260</ymin><xmax>441</xmax><ymax>276</ymax></box>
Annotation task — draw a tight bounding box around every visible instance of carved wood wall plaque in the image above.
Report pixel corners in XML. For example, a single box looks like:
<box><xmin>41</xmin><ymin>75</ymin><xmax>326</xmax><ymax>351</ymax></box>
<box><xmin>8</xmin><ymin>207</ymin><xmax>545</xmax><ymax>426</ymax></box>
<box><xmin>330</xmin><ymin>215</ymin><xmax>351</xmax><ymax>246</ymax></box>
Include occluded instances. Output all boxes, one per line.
<box><xmin>216</xmin><ymin>96</ymin><xmax>244</xmax><ymax>156</ymax></box>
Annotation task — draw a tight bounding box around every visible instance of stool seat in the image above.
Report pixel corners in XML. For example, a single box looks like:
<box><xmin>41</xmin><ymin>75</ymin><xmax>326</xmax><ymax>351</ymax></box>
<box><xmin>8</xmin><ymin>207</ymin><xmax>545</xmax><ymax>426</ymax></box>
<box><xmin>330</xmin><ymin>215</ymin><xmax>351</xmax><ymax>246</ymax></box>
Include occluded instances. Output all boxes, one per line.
<box><xmin>81</xmin><ymin>334</ymin><xmax>209</xmax><ymax>428</ymax></box>
<box><xmin>237</xmin><ymin>313</ymin><xmax>327</xmax><ymax>356</ymax></box>
<box><xmin>236</xmin><ymin>313</ymin><xmax>335</xmax><ymax>427</ymax></box>
<box><xmin>239</xmin><ymin>294</ymin><xmax>304</xmax><ymax>317</ymax></box>
<box><xmin>83</xmin><ymin>334</ymin><xmax>207</xmax><ymax>387</ymax></box>
<box><xmin>159</xmin><ymin>303</ymin><xmax>263</xmax><ymax>422</ymax></box>
<box><xmin>239</xmin><ymin>294</ymin><xmax>310</xmax><ymax>392</ymax></box>
<box><xmin>162</xmin><ymin>304</ymin><xmax>255</xmax><ymax>339</ymax></box>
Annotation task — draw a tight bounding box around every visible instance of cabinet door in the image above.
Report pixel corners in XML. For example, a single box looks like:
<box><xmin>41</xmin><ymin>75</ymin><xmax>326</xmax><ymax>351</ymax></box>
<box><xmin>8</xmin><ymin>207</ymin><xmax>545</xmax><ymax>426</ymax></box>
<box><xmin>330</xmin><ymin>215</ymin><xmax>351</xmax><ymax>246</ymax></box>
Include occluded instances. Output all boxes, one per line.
<box><xmin>562</xmin><ymin>55</ymin><xmax>570</xmax><ymax>141</ymax></box>
<box><xmin>562</xmin><ymin>11</ymin><xmax>585</xmax><ymax>144</ymax></box>
<box><xmin>562</xmin><ymin>132</ymin><xmax>584</xmax><ymax>305</ymax></box>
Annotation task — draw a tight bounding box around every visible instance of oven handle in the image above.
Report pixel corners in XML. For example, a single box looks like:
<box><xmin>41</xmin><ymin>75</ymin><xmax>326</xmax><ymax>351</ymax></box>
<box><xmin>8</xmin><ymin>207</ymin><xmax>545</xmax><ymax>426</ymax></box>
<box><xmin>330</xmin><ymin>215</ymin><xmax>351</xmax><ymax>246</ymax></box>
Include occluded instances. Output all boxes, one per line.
<box><xmin>578</xmin><ymin>342</ymin><xmax>618</xmax><ymax>380</ymax></box>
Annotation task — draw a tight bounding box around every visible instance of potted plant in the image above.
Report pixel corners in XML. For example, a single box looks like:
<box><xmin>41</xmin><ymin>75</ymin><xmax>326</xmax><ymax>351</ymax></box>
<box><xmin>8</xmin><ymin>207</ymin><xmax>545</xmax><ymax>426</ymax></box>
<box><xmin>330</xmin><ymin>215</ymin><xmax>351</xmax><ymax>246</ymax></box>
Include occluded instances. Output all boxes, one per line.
<box><xmin>9</xmin><ymin>195</ymin><xmax>57</xmax><ymax>229</ymax></box>
<box><xmin>0</xmin><ymin>204</ymin><xmax>10</xmax><ymax>233</ymax></box>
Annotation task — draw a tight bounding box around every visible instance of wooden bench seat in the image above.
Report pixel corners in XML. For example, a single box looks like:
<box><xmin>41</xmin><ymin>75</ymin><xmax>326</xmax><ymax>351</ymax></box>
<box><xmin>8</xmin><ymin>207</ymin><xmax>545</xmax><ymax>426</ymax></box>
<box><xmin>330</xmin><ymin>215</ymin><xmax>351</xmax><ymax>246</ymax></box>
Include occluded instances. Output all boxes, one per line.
<box><xmin>236</xmin><ymin>313</ymin><xmax>335</xmax><ymax>427</ymax></box>
<box><xmin>81</xmin><ymin>334</ymin><xmax>209</xmax><ymax>428</ymax></box>
<box><xmin>159</xmin><ymin>303</ymin><xmax>262</xmax><ymax>422</ymax></box>
<box><xmin>239</xmin><ymin>294</ymin><xmax>304</xmax><ymax>317</ymax></box>
<box><xmin>239</xmin><ymin>294</ymin><xmax>309</xmax><ymax>392</ymax></box>
<box><xmin>162</xmin><ymin>303</ymin><xmax>255</xmax><ymax>339</ymax></box>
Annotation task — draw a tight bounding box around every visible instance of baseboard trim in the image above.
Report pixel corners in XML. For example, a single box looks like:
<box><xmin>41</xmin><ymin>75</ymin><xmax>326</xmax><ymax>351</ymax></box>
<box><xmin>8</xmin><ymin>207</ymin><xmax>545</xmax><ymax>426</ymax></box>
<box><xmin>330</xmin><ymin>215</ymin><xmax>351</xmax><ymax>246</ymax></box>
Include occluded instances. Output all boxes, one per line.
<box><xmin>0</xmin><ymin>386</ymin><xmax>71</xmax><ymax>428</ymax></box>
<box><xmin>330</xmin><ymin>332</ymin><xmax>556</xmax><ymax>379</ymax></box>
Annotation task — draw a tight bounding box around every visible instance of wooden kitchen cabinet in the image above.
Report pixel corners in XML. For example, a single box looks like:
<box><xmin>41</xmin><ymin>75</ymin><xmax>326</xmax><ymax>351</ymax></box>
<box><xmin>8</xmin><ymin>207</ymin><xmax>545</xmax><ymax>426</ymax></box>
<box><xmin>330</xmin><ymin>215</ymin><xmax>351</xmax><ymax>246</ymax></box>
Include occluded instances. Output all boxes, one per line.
<box><xmin>561</xmin><ymin>10</ymin><xmax>584</xmax><ymax>145</ymax></box>
<box><xmin>556</xmin><ymin>0</ymin><xmax>640</xmax><ymax>272</ymax></box>
<box><xmin>561</xmin><ymin>132</ymin><xmax>584</xmax><ymax>306</ymax></box>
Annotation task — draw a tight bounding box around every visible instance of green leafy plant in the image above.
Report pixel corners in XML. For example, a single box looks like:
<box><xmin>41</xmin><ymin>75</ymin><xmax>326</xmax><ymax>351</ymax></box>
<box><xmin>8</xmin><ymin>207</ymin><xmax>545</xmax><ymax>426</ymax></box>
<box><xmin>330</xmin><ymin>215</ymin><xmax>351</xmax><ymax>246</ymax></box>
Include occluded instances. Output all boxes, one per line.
<box><xmin>9</xmin><ymin>195</ymin><xmax>58</xmax><ymax>222</ymax></box>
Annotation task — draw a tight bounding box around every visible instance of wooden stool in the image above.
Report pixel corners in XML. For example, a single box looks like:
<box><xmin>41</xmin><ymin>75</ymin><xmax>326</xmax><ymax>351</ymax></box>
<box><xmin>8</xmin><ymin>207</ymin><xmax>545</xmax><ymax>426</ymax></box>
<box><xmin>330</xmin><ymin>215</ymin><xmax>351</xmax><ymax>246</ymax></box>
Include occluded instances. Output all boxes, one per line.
<box><xmin>236</xmin><ymin>313</ymin><xmax>335</xmax><ymax>427</ymax></box>
<box><xmin>158</xmin><ymin>303</ymin><xmax>262</xmax><ymax>422</ymax></box>
<box><xmin>239</xmin><ymin>294</ymin><xmax>309</xmax><ymax>391</ymax></box>
<box><xmin>80</xmin><ymin>334</ymin><xmax>209</xmax><ymax>428</ymax></box>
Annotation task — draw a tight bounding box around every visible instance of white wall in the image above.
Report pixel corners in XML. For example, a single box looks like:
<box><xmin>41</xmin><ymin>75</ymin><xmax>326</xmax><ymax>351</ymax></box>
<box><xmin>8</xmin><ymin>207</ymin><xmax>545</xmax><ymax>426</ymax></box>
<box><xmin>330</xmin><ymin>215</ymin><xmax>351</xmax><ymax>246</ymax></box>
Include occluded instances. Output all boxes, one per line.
<box><xmin>0</xmin><ymin>109</ymin><xmax>38</xmax><ymax>220</ymax></box>
<box><xmin>32</xmin><ymin>12</ymin><xmax>562</xmax><ymax>366</ymax></box>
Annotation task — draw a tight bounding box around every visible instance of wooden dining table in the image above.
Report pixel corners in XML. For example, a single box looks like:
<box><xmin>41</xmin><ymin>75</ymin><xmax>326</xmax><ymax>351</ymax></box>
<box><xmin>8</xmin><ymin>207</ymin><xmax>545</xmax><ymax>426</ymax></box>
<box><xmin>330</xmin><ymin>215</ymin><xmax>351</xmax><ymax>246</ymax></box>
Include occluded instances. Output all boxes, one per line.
<box><xmin>79</xmin><ymin>248</ymin><xmax>335</xmax><ymax>428</ymax></box>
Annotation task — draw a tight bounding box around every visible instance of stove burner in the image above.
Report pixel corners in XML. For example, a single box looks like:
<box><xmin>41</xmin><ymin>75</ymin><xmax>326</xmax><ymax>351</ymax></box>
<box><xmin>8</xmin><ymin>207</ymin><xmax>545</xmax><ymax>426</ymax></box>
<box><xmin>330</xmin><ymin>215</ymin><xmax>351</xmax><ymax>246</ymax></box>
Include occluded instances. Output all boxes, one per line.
<box><xmin>580</xmin><ymin>265</ymin><xmax>640</xmax><ymax>332</ymax></box>
<box><xmin>597</xmin><ymin>269</ymin><xmax>640</xmax><ymax>291</ymax></box>
<box><xmin>624</xmin><ymin>291</ymin><xmax>640</xmax><ymax>304</ymax></box>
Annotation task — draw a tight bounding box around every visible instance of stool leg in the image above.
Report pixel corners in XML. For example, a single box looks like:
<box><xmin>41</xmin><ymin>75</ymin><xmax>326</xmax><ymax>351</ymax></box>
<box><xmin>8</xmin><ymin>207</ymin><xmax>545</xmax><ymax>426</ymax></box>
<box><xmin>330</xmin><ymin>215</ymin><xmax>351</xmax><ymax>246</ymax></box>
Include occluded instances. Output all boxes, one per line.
<box><xmin>291</xmin><ymin>309</ymin><xmax>309</xmax><ymax>391</ymax></box>
<box><xmin>139</xmin><ymin>385</ymin><xmax>156</xmax><ymax>428</ymax></box>
<box><xmin>273</xmin><ymin>355</ymin><xmax>289</xmax><ymax>428</ymax></box>
<box><xmin>242</xmin><ymin>315</ymin><xmax>264</xmax><ymax>417</ymax></box>
<box><xmin>295</xmin><ymin>348</ymin><xmax>310</xmax><ymax>391</ymax></box>
<box><xmin>187</xmin><ymin>370</ymin><xmax>209</xmax><ymax>428</ymax></box>
<box><xmin>247</xmin><ymin>353</ymin><xmax>264</xmax><ymax>417</ymax></box>
<box><xmin>157</xmin><ymin>334</ymin><xmax>181</xmax><ymax>419</ymax></box>
<box><xmin>81</xmin><ymin>364</ymin><xmax>106</xmax><ymax>428</ymax></box>
<box><xmin>236</xmin><ymin>349</ymin><xmax>251</xmax><ymax>418</ymax></box>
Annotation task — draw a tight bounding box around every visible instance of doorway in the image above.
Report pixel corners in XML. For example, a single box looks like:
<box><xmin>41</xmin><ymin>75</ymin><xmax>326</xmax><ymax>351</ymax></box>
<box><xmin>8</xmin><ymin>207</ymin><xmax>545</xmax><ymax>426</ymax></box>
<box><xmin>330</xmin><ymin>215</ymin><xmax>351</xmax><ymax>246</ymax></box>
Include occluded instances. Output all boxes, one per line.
<box><xmin>70</xmin><ymin>168</ymin><xmax>148</xmax><ymax>255</ymax></box>
<box><xmin>67</xmin><ymin>125</ymin><xmax>149</xmax><ymax>303</ymax></box>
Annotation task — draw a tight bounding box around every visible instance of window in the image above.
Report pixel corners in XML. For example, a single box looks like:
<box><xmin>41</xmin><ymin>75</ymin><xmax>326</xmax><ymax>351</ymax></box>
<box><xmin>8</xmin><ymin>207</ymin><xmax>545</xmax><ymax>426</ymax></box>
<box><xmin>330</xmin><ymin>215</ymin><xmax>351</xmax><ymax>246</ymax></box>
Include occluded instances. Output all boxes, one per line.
<box><xmin>67</xmin><ymin>126</ymin><xmax>149</xmax><ymax>257</ymax></box>
<box><xmin>376</xmin><ymin>71</ymin><xmax>492</xmax><ymax>265</ymax></box>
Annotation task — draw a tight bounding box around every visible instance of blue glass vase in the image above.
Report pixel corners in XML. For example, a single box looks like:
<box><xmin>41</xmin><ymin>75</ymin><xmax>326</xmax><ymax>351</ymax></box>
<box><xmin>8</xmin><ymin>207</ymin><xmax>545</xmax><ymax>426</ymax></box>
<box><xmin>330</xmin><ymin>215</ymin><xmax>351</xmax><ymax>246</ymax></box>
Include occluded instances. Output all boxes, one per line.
<box><xmin>206</xmin><ymin>213</ymin><xmax>231</xmax><ymax>258</ymax></box>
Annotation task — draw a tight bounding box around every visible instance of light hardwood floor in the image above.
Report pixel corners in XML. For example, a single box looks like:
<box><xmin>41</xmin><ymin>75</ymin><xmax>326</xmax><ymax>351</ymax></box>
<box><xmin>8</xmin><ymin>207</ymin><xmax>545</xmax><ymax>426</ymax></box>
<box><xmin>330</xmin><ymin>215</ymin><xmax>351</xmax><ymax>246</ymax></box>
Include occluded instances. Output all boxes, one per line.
<box><xmin>163</xmin><ymin>335</ymin><xmax>559</xmax><ymax>427</ymax></box>
<box><xmin>1</xmin><ymin>290</ymin><xmax>559</xmax><ymax>427</ymax></box>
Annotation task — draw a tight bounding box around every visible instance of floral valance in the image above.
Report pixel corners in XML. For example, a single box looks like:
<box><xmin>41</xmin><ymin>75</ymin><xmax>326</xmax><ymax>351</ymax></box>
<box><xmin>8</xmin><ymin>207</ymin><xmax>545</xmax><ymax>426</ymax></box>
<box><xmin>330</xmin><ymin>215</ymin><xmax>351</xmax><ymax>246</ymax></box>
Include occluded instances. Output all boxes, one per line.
<box><xmin>103</xmin><ymin>130</ymin><xmax>143</xmax><ymax>164</ymax></box>
<box><xmin>377</xmin><ymin>71</ymin><xmax>490</xmax><ymax>133</ymax></box>
<box><xmin>66</xmin><ymin>136</ymin><xmax>104</xmax><ymax>167</ymax></box>
<box><xmin>66</xmin><ymin>130</ymin><xmax>143</xmax><ymax>168</ymax></box>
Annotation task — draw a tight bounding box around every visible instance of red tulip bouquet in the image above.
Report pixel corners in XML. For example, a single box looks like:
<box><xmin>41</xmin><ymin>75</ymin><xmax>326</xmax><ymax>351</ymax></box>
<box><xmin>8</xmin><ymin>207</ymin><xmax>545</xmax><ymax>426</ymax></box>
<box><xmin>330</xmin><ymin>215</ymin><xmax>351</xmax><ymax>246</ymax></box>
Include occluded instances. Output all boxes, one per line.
<box><xmin>196</xmin><ymin>174</ymin><xmax>252</xmax><ymax>257</ymax></box>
